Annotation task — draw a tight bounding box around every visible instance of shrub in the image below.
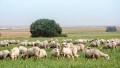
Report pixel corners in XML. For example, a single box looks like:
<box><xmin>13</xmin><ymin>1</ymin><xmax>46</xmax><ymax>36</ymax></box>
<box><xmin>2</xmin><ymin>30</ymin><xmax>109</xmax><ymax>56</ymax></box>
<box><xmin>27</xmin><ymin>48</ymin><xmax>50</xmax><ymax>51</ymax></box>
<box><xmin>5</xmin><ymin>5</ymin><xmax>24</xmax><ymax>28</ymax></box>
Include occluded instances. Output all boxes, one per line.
<box><xmin>106</xmin><ymin>26</ymin><xmax>117</xmax><ymax>32</ymax></box>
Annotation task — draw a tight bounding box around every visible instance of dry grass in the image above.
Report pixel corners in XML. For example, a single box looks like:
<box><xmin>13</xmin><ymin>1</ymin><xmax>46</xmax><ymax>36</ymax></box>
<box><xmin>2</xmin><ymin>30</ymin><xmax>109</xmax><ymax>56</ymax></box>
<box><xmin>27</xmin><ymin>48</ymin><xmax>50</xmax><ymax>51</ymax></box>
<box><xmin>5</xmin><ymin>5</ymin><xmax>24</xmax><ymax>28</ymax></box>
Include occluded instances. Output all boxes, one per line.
<box><xmin>0</xmin><ymin>29</ymin><xmax>30</xmax><ymax>38</ymax></box>
<box><xmin>62</xmin><ymin>27</ymin><xmax>106</xmax><ymax>33</ymax></box>
<box><xmin>0</xmin><ymin>27</ymin><xmax>119</xmax><ymax>38</ymax></box>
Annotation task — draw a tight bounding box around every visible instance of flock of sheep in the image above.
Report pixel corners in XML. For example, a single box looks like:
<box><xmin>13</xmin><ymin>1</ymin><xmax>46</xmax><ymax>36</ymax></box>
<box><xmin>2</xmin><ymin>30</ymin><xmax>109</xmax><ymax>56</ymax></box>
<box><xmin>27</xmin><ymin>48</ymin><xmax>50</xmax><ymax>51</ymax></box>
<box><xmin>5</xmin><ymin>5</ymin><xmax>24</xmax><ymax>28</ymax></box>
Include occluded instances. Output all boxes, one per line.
<box><xmin>0</xmin><ymin>38</ymin><xmax>120</xmax><ymax>60</ymax></box>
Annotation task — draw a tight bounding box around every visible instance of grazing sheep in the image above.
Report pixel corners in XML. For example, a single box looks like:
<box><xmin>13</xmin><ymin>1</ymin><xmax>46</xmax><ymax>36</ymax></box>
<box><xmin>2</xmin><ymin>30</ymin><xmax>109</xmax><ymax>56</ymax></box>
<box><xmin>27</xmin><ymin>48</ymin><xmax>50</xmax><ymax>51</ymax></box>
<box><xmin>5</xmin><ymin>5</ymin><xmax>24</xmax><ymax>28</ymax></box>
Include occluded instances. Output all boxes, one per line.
<box><xmin>70</xmin><ymin>46</ymin><xmax>79</xmax><ymax>58</ymax></box>
<box><xmin>84</xmin><ymin>47</ymin><xmax>109</xmax><ymax>60</ymax></box>
<box><xmin>37</xmin><ymin>41</ymin><xmax>48</xmax><ymax>48</ymax></box>
<box><xmin>73</xmin><ymin>39</ymin><xmax>84</xmax><ymax>44</ymax></box>
<box><xmin>23</xmin><ymin>47</ymin><xmax>41</xmax><ymax>58</ymax></box>
<box><xmin>60</xmin><ymin>46</ymin><xmax>74</xmax><ymax>59</ymax></box>
<box><xmin>76</xmin><ymin>43</ymin><xmax>85</xmax><ymax>51</ymax></box>
<box><xmin>102</xmin><ymin>41</ymin><xmax>117</xmax><ymax>49</ymax></box>
<box><xmin>66</xmin><ymin>39</ymin><xmax>72</xmax><ymax>43</ymax></box>
<box><xmin>27</xmin><ymin>42</ymin><xmax>35</xmax><ymax>46</ymax></box>
<box><xmin>89</xmin><ymin>40</ymin><xmax>100</xmax><ymax>47</ymax></box>
<box><xmin>0</xmin><ymin>41</ymin><xmax>9</xmax><ymax>47</ymax></box>
<box><xmin>49</xmin><ymin>41</ymin><xmax>60</xmax><ymax>48</ymax></box>
<box><xmin>2</xmin><ymin>50</ymin><xmax>10</xmax><ymax>59</ymax></box>
<box><xmin>0</xmin><ymin>50</ymin><xmax>10</xmax><ymax>59</ymax></box>
<box><xmin>10</xmin><ymin>47</ymin><xmax>20</xmax><ymax>60</ymax></box>
<box><xmin>38</xmin><ymin>49</ymin><xmax>47</xmax><ymax>58</ymax></box>
<box><xmin>100</xmin><ymin>39</ymin><xmax>106</xmax><ymax>44</ymax></box>
<box><xmin>34</xmin><ymin>40</ymin><xmax>40</xmax><ymax>46</ymax></box>
<box><xmin>19</xmin><ymin>42</ymin><xmax>28</xmax><ymax>46</ymax></box>
<box><xmin>51</xmin><ymin>48</ymin><xmax>60</xmax><ymax>59</ymax></box>
<box><xmin>18</xmin><ymin>46</ymin><xmax>27</xmax><ymax>57</ymax></box>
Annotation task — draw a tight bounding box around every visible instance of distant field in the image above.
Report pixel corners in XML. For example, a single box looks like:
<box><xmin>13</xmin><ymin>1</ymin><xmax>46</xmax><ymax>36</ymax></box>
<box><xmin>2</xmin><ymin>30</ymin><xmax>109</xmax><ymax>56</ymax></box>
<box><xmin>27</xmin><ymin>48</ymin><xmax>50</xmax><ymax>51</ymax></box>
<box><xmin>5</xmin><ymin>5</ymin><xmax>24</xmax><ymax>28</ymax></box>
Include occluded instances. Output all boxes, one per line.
<box><xmin>0</xmin><ymin>27</ymin><xmax>120</xmax><ymax>38</ymax></box>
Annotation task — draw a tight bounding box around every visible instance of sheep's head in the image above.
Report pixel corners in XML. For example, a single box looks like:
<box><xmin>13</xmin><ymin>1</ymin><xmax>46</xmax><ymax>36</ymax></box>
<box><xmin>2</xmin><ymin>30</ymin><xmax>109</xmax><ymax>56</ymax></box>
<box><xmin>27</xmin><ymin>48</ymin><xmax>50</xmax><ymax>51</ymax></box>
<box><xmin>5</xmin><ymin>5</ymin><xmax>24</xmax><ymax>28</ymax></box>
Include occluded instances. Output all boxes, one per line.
<box><xmin>105</xmin><ymin>54</ymin><xmax>110</xmax><ymax>60</ymax></box>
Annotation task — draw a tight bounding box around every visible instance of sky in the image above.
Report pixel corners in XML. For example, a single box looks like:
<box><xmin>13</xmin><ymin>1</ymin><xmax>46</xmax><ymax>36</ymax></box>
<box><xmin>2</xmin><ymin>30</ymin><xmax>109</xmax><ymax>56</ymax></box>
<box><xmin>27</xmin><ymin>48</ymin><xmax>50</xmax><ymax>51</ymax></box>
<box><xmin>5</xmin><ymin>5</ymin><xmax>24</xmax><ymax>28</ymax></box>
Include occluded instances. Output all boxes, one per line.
<box><xmin>0</xmin><ymin>0</ymin><xmax>120</xmax><ymax>27</ymax></box>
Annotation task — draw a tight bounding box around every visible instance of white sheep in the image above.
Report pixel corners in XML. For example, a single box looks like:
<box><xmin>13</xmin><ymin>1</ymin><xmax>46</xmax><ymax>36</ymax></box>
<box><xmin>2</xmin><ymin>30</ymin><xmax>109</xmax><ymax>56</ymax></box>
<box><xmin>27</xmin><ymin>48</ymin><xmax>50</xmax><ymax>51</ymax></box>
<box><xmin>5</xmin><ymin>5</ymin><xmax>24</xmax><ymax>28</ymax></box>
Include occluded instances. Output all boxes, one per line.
<box><xmin>102</xmin><ymin>41</ymin><xmax>117</xmax><ymax>49</ymax></box>
<box><xmin>0</xmin><ymin>50</ymin><xmax>10</xmax><ymax>59</ymax></box>
<box><xmin>10</xmin><ymin>47</ymin><xmax>20</xmax><ymax>60</ymax></box>
<box><xmin>51</xmin><ymin>48</ymin><xmax>60</xmax><ymax>59</ymax></box>
<box><xmin>38</xmin><ymin>49</ymin><xmax>47</xmax><ymax>58</ymax></box>
<box><xmin>84</xmin><ymin>47</ymin><xmax>109</xmax><ymax>60</ymax></box>
<box><xmin>70</xmin><ymin>46</ymin><xmax>79</xmax><ymax>58</ymax></box>
<box><xmin>60</xmin><ymin>46</ymin><xmax>74</xmax><ymax>59</ymax></box>
<box><xmin>76</xmin><ymin>43</ymin><xmax>85</xmax><ymax>51</ymax></box>
<box><xmin>23</xmin><ymin>47</ymin><xmax>40</xmax><ymax>58</ymax></box>
<box><xmin>18</xmin><ymin>46</ymin><xmax>27</xmax><ymax>57</ymax></box>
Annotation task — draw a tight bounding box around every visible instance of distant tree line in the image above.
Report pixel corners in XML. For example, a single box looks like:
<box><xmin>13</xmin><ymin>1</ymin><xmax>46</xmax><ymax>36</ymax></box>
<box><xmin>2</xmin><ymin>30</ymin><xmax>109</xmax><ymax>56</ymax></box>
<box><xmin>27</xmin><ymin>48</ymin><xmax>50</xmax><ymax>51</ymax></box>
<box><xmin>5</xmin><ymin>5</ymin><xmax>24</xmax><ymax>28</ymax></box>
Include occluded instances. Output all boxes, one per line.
<box><xmin>106</xmin><ymin>26</ymin><xmax>117</xmax><ymax>32</ymax></box>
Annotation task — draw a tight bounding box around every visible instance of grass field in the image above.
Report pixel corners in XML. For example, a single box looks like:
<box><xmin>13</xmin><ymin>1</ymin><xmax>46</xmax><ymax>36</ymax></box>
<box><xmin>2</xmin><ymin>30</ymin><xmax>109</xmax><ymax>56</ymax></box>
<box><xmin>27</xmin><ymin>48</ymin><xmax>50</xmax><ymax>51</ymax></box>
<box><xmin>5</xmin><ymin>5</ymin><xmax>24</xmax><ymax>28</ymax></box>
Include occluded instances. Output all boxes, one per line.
<box><xmin>0</xmin><ymin>27</ymin><xmax>120</xmax><ymax>68</ymax></box>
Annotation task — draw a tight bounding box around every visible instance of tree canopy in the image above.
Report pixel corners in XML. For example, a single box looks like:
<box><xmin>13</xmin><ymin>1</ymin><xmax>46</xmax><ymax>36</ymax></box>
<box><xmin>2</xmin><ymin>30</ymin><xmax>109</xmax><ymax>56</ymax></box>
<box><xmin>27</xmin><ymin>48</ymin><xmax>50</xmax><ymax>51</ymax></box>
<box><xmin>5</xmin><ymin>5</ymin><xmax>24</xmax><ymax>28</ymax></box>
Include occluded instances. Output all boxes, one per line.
<box><xmin>30</xmin><ymin>19</ymin><xmax>64</xmax><ymax>37</ymax></box>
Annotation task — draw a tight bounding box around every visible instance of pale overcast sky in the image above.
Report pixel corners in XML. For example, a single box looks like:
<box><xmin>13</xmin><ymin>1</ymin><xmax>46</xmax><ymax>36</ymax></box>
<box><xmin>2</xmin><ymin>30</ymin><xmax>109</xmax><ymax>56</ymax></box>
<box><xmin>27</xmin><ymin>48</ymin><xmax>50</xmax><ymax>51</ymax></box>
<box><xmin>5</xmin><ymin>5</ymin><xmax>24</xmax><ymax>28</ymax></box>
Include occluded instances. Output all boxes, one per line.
<box><xmin>0</xmin><ymin>0</ymin><xmax>120</xmax><ymax>27</ymax></box>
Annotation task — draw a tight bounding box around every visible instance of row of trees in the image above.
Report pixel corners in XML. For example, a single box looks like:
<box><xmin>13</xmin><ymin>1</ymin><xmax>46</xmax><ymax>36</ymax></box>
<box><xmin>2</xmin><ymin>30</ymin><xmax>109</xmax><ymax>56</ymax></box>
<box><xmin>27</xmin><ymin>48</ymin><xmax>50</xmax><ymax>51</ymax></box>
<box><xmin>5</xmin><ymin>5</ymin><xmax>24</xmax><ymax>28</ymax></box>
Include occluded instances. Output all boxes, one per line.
<box><xmin>30</xmin><ymin>18</ymin><xmax>117</xmax><ymax>37</ymax></box>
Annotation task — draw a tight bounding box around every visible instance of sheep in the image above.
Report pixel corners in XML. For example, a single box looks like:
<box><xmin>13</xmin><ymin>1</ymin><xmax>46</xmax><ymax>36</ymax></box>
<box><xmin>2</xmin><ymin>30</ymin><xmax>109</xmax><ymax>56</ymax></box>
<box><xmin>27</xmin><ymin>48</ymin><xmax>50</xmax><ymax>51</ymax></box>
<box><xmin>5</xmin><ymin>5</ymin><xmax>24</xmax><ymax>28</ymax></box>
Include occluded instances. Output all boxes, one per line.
<box><xmin>102</xmin><ymin>41</ymin><xmax>117</xmax><ymax>49</ymax></box>
<box><xmin>0</xmin><ymin>50</ymin><xmax>10</xmax><ymax>59</ymax></box>
<box><xmin>49</xmin><ymin>41</ymin><xmax>60</xmax><ymax>48</ymax></box>
<box><xmin>60</xmin><ymin>46</ymin><xmax>74</xmax><ymax>59</ymax></box>
<box><xmin>38</xmin><ymin>49</ymin><xmax>47</xmax><ymax>58</ymax></box>
<box><xmin>0</xmin><ymin>41</ymin><xmax>9</xmax><ymax>47</ymax></box>
<box><xmin>34</xmin><ymin>40</ymin><xmax>40</xmax><ymax>46</ymax></box>
<box><xmin>51</xmin><ymin>48</ymin><xmax>60</xmax><ymax>59</ymax></box>
<box><xmin>27</xmin><ymin>42</ymin><xmax>35</xmax><ymax>46</ymax></box>
<box><xmin>18</xmin><ymin>46</ymin><xmax>27</xmax><ymax>57</ymax></box>
<box><xmin>43</xmin><ymin>40</ymin><xmax>49</xmax><ymax>48</ymax></box>
<box><xmin>23</xmin><ymin>47</ymin><xmax>41</xmax><ymax>58</ymax></box>
<box><xmin>37</xmin><ymin>41</ymin><xmax>48</xmax><ymax>48</ymax></box>
<box><xmin>8</xmin><ymin>40</ymin><xmax>19</xmax><ymax>44</ymax></box>
<box><xmin>10</xmin><ymin>47</ymin><xmax>20</xmax><ymax>60</ymax></box>
<box><xmin>19</xmin><ymin>41</ymin><xmax>28</xmax><ymax>46</ymax></box>
<box><xmin>84</xmin><ymin>47</ymin><xmax>109</xmax><ymax>60</ymax></box>
<box><xmin>37</xmin><ymin>42</ymin><xmax>44</xmax><ymax>48</ymax></box>
<box><xmin>76</xmin><ymin>43</ymin><xmax>85</xmax><ymax>51</ymax></box>
<box><xmin>65</xmin><ymin>39</ymin><xmax>72</xmax><ymax>43</ymax></box>
<box><xmin>100</xmin><ymin>39</ymin><xmax>106</xmax><ymax>44</ymax></box>
<box><xmin>70</xmin><ymin>46</ymin><xmax>79</xmax><ymax>58</ymax></box>
<box><xmin>89</xmin><ymin>40</ymin><xmax>100</xmax><ymax>47</ymax></box>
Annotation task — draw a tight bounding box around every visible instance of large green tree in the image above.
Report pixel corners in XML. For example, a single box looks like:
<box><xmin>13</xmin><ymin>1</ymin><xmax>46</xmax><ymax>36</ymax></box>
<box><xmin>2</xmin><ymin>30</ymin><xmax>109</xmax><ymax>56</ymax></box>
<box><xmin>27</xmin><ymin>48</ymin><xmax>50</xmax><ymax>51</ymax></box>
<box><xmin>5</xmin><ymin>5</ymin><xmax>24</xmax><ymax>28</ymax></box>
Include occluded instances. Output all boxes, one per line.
<box><xmin>30</xmin><ymin>19</ymin><xmax>63</xmax><ymax>37</ymax></box>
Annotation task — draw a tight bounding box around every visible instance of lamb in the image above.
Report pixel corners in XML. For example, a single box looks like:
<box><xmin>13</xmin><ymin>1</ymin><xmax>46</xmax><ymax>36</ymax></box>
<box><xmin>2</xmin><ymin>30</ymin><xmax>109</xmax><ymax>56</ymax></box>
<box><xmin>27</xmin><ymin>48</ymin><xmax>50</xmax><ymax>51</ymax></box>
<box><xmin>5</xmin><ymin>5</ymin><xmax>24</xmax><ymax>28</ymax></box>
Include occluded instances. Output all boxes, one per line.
<box><xmin>10</xmin><ymin>47</ymin><xmax>20</xmax><ymax>60</ymax></box>
<box><xmin>51</xmin><ymin>48</ymin><xmax>60</xmax><ymax>59</ymax></box>
<box><xmin>84</xmin><ymin>47</ymin><xmax>109</xmax><ymax>60</ymax></box>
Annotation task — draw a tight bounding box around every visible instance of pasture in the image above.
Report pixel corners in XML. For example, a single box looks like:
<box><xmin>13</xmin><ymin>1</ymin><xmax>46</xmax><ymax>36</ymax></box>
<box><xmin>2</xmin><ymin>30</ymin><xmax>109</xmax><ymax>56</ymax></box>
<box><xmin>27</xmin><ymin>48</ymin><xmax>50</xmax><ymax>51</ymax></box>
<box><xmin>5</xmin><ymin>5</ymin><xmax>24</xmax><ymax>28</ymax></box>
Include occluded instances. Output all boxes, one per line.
<box><xmin>0</xmin><ymin>27</ymin><xmax>120</xmax><ymax>68</ymax></box>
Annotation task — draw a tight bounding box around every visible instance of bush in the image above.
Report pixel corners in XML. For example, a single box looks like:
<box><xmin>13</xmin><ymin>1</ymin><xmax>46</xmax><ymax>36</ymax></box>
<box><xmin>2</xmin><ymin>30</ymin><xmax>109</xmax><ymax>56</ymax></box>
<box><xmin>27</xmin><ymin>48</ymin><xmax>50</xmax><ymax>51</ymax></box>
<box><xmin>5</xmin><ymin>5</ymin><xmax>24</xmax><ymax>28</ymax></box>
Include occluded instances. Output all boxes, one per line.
<box><xmin>61</xmin><ymin>34</ymin><xmax>68</xmax><ymax>37</ymax></box>
<box><xmin>30</xmin><ymin>19</ymin><xmax>66</xmax><ymax>37</ymax></box>
<box><xmin>106</xmin><ymin>26</ymin><xmax>117</xmax><ymax>32</ymax></box>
